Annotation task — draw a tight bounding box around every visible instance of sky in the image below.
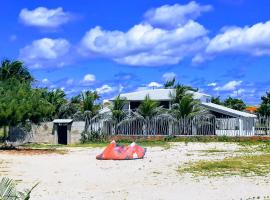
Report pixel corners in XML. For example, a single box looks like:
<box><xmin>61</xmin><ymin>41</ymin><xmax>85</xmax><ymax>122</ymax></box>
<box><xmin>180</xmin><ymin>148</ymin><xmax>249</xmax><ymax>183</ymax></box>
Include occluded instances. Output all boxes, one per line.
<box><xmin>1</xmin><ymin>0</ymin><xmax>270</xmax><ymax>105</ymax></box>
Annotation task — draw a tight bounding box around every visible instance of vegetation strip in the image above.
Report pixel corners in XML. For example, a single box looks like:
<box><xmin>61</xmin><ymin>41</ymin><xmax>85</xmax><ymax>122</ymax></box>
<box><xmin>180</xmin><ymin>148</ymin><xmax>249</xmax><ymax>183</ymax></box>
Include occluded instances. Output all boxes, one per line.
<box><xmin>178</xmin><ymin>154</ymin><xmax>270</xmax><ymax>177</ymax></box>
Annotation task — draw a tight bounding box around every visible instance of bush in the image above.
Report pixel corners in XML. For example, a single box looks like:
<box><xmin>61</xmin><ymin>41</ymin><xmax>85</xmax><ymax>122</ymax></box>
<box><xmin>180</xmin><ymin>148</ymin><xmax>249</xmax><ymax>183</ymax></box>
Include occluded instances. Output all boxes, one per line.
<box><xmin>80</xmin><ymin>130</ymin><xmax>108</xmax><ymax>143</ymax></box>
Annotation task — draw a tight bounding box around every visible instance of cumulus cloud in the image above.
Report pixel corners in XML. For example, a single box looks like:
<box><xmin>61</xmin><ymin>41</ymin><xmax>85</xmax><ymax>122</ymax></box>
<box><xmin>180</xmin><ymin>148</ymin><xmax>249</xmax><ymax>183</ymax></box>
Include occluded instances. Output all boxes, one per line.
<box><xmin>79</xmin><ymin>2</ymin><xmax>211</xmax><ymax>66</ymax></box>
<box><xmin>96</xmin><ymin>84</ymin><xmax>115</xmax><ymax>94</ymax></box>
<box><xmin>214</xmin><ymin>80</ymin><xmax>242</xmax><ymax>91</ymax></box>
<box><xmin>206</xmin><ymin>20</ymin><xmax>270</xmax><ymax>56</ymax></box>
<box><xmin>19</xmin><ymin>7</ymin><xmax>72</xmax><ymax>28</ymax></box>
<box><xmin>19</xmin><ymin>38</ymin><xmax>71</xmax><ymax>68</ymax></box>
<box><xmin>41</xmin><ymin>78</ymin><xmax>50</xmax><ymax>84</ymax></box>
<box><xmin>207</xmin><ymin>82</ymin><xmax>217</xmax><ymax>87</ymax></box>
<box><xmin>144</xmin><ymin>1</ymin><xmax>212</xmax><ymax>28</ymax></box>
<box><xmin>162</xmin><ymin>72</ymin><xmax>176</xmax><ymax>81</ymax></box>
<box><xmin>147</xmin><ymin>82</ymin><xmax>162</xmax><ymax>88</ymax></box>
<box><xmin>81</xmin><ymin>74</ymin><xmax>96</xmax><ymax>84</ymax></box>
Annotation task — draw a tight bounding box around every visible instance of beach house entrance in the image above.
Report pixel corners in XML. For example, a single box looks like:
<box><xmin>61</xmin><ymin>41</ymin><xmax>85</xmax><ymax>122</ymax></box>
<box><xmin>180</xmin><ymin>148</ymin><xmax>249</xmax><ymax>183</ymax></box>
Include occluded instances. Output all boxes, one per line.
<box><xmin>53</xmin><ymin>119</ymin><xmax>73</xmax><ymax>145</ymax></box>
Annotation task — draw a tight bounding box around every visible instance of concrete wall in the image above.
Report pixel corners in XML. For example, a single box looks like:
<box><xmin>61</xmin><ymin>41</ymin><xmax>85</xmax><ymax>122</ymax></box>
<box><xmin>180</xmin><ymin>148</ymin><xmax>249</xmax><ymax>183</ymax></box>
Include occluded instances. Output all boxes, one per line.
<box><xmin>9</xmin><ymin>121</ymin><xmax>85</xmax><ymax>144</ymax></box>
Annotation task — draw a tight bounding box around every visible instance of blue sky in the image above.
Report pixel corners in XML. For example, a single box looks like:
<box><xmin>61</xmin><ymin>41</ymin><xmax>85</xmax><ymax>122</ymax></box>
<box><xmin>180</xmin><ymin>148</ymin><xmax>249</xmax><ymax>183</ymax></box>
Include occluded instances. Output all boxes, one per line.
<box><xmin>1</xmin><ymin>0</ymin><xmax>270</xmax><ymax>104</ymax></box>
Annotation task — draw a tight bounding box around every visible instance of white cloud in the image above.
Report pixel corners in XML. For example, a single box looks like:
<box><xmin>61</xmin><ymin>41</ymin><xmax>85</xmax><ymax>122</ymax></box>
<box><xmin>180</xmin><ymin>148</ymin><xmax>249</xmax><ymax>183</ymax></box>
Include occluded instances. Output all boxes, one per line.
<box><xmin>82</xmin><ymin>74</ymin><xmax>96</xmax><ymax>84</ymax></box>
<box><xmin>19</xmin><ymin>38</ymin><xmax>71</xmax><ymax>68</ymax></box>
<box><xmin>147</xmin><ymin>82</ymin><xmax>162</xmax><ymax>88</ymax></box>
<box><xmin>214</xmin><ymin>80</ymin><xmax>242</xmax><ymax>91</ymax></box>
<box><xmin>206</xmin><ymin>20</ymin><xmax>270</xmax><ymax>56</ymax></box>
<box><xmin>231</xmin><ymin>88</ymin><xmax>245</xmax><ymax>97</ymax></box>
<box><xmin>80</xmin><ymin>2</ymin><xmax>210</xmax><ymax>66</ymax></box>
<box><xmin>19</xmin><ymin>7</ymin><xmax>71</xmax><ymax>28</ymax></box>
<box><xmin>144</xmin><ymin>1</ymin><xmax>212</xmax><ymax>28</ymax></box>
<box><xmin>207</xmin><ymin>82</ymin><xmax>217</xmax><ymax>87</ymax></box>
<box><xmin>162</xmin><ymin>72</ymin><xmax>176</xmax><ymax>81</ymax></box>
<box><xmin>66</xmin><ymin>79</ymin><xmax>74</xmax><ymax>85</ymax></box>
<box><xmin>96</xmin><ymin>84</ymin><xmax>115</xmax><ymax>94</ymax></box>
<box><xmin>41</xmin><ymin>78</ymin><xmax>49</xmax><ymax>84</ymax></box>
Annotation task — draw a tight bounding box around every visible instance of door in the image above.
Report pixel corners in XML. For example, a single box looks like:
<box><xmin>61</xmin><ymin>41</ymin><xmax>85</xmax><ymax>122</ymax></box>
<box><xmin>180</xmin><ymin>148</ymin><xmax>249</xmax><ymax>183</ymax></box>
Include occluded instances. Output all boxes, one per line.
<box><xmin>58</xmin><ymin>125</ymin><xmax>67</xmax><ymax>144</ymax></box>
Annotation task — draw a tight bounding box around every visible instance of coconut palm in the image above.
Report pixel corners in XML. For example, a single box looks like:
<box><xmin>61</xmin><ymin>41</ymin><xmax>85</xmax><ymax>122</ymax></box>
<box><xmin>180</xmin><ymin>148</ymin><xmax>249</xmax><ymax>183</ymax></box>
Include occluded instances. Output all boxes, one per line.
<box><xmin>80</xmin><ymin>91</ymin><xmax>100</xmax><ymax>132</ymax></box>
<box><xmin>0</xmin><ymin>177</ymin><xmax>38</xmax><ymax>200</ymax></box>
<box><xmin>137</xmin><ymin>95</ymin><xmax>163</xmax><ymax>119</ymax></box>
<box><xmin>0</xmin><ymin>59</ymin><xmax>33</xmax><ymax>83</ymax></box>
<box><xmin>170</xmin><ymin>84</ymin><xmax>188</xmax><ymax>104</ymax></box>
<box><xmin>109</xmin><ymin>95</ymin><xmax>127</xmax><ymax>123</ymax></box>
<box><xmin>164</xmin><ymin>77</ymin><xmax>176</xmax><ymax>89</ymax></box>
<box><xmin>42</xmin><ymin>89</ymin><xmax>67</xmax><ymax>118</ymax></box>
<box><xmin>170</xmin><ymin>95</ymin><xmax>203</xmax><ymax>119</ymax></box>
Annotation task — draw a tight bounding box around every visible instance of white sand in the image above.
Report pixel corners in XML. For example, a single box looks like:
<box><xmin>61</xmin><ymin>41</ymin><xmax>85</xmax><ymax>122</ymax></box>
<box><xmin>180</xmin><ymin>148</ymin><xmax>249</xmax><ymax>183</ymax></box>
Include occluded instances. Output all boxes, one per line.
<box><xmin>0</xmin><ymin>142</ymin><xmax>270</xmax><ymax>200</ymax></box>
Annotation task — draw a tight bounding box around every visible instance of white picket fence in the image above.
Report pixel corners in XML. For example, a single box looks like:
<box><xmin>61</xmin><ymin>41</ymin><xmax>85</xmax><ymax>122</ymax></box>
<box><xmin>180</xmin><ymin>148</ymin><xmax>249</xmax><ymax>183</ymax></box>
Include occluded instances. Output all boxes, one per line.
<box><xmin>87</xmin><ymin>115</ymin><xmax>270</xmax><ymax>137</ymax></box>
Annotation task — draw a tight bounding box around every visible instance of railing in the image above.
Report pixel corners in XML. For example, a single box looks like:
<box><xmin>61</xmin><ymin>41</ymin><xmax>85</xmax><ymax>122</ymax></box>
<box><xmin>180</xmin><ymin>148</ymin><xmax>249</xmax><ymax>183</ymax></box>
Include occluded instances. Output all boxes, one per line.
<box><xmin>87</xmin><ymin>115</ymin><xmax>270</xmax><ymax>137</ymax></box>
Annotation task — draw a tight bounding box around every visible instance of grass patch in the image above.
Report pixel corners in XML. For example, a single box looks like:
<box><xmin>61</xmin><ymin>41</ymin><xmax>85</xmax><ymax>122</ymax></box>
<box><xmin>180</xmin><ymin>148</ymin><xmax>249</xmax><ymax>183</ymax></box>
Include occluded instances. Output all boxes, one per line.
<box><xmin>178</xmin><ymin>154</ymin><xmax>270</xmax><ymax>177</ymax></box>
<box><xmin>22</xmin><ymin>140</ymin><xmax>171</xmax><ymax>149</ymax></box>
<box><xmin>200</xmin><ymin>149</ymin><xmax>229</xmax><ymax>153</ymax></box>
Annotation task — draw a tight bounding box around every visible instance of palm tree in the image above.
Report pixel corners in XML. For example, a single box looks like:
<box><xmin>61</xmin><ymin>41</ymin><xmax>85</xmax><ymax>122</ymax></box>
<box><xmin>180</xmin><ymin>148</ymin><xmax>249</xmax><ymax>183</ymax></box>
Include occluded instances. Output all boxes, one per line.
<box><xmin>109</xmin><ymin>95</ymin><xmax>127</xmax><ymax>123</ymax></box>
<box><xmin>43</xmin><ymin>89</ymin><xmax>67</xmax><ymax>118</ymax></box>
<box><xmin>164</xmin><ymin>77</ymin><xmax>176</xmax><ymax>88</ymax></box>
<box><xmin>0</xmin><ymin>59</ymin><xmax>33</xmax><ymax>83</ymax></box>
<box><xmin>80</xmin><ymin>91</ymin><xmax>100</xmax><ymax>132</ymax></box>
<box><xmin>170</xmin><ymin>95</ymin><xmax>203</xmax><ymax>119</ymax></box>
<box><xmin>0</xmin><ymin>177</ymin><xmax>38</xmax><ymax>200</ymax></box>
<box><xmin>137</xmin><ymin>95</ymin><xmax>162</xmax><ymax>119</ymax></box>
<box><xmin>170</xmin><ymin>84</ymin><xmax>188</xmax><ymax>104</ymax></box>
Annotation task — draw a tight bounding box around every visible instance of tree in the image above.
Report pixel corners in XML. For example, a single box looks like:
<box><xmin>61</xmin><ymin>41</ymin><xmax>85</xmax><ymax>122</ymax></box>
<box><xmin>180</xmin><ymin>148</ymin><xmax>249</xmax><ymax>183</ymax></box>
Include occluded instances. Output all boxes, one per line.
<box><xmin>223</xmin><ymin>97</ymin><xmax>246</xmax><ymax>111</ymax></box>
<box><xmin>0</xmin><ymin>80</ymin><xmax>54</xmax><ymax>140</ymax></box>
<box><xmin>80</xmin><ymin>91</ymin><xmax>100</xmax><ymax>116</ymax></box>
<box><xmin>0</xmin><ymin>177</ymin><xmax>38</xmax><ymax>200</ymax></box>
<box><xmin>80</xmin><ymin>91</ymin><xmax>100</xmax><ymax>132</ymax></box>
<box><xmin>170</xmin><ymin>84</ymin><xmax>188</xmax><ymax>104</ymax></box>
<box><xmin>170</xmin><ymin>95</ymin><xmax>203</xmax><ymax>119</ymax></box>
<box><xmin>137</xmin><ymin>95</ymin><xmax>161</xmax><ymax>119</ymax></box>
<box><xmin>211</xmin><ymin>96</ymin><xmax>223</xmax><ymax>105</ymax></box>
<box><xmin>257</xmin><ymin>92</ymin><xmax>270</xmax><ymax>116</ymax></box>
<box><xmin>42</xmin><ymin>89</ymin><xmax>67</xmax><ymax>118</ymax></box>
<box><xmin>164</xmin><ymin>78</ymin><xmax>176</xmax><ymax>88</ymax></box>
<box><xmin>109</xmin><ymin>95</ymin><xmax>127</xmax><ymax>123</ymax></box>
<box><xmin>0</xmin><ymin>59</ymin><xmax>33</xmax><ymax>83</ymax></box>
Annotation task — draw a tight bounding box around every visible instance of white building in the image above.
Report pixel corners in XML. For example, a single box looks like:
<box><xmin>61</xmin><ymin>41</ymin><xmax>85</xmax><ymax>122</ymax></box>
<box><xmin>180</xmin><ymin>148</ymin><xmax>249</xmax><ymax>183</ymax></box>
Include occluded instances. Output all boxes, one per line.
<box><xmin>106</xmin><ymin>88</ymin><xmax>257</xmax><ymax>136</ymax></box>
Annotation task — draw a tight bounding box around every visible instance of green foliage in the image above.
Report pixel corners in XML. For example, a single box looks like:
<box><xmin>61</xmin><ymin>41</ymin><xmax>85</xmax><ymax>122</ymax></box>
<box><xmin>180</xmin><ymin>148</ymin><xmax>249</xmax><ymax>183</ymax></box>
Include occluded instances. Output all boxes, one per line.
<box><xmin>109</xmin><ymin>95</ymin><xmax>127</xmax><ymax>123</ymax></box>
<box><xmin>80</xmin><ymin>91</ymin><xmax>100</xmax><ymax>117</ymax></box>
<box><xmin>170</xmin><ymin>95</ymin><xmax>202</xmax><ymax>119</ymax></box>
<box><xmin>80</xmin><ymin>130</ymin><xmax>107</xmax><ymax>143</ymax></box>
<box><xmin>223</xmin><ymin>97</ymin><xmax>246</xmax><ymax>111</ymax></box>
<box><xmin>178</xmin><ymin>154</ymin><xmax>270</xmax><ymax>177</ymax></box>
<box><xmin>0</xmin><ymin>59</ymin><xmax>33</xmax><ymax>83</ymax></box>
<box><xmin>0</xmin><ymin>80</ymin><xmax>54</xmax><ymax>127</ymax></box>
<box><xmin>170</xmin><ymin>84</ymin><xmax>188</xmax><ymax>103</ymax></box>
<box><xmin>137</xmin><ymin>95</ymin><xmax>161</xmax><ymax>119</ymax></box>
<box><xmin>164</xmin><ymin>78</ymin><xmax>176</xmax><ymax>89</ymax></box>
<box><xmin>0</xmin><ymin>177</ymin><xmax>38</xmax><ymax>200</ymax></box>
<box><xmin>41</xmin><ymin>89</ymin><xmax>67</xmax><ymax>118</ymax></box>
<box><xmin>257</xmin><ymin>92</ymin><xmax>270</xmax><ymax>116</ymax></box>
<box><xmin>210</xmin><ymin>96</ymin><xmax>223</xmax><ymax>105</ymax></box>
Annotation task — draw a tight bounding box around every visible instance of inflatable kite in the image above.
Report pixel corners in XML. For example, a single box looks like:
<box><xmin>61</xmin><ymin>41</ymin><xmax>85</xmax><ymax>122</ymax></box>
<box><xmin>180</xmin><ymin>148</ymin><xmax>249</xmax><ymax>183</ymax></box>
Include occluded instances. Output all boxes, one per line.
<box><xmin>96</xmin><ymin>140</ymin><xmax>146</xmax><ymax>160</ymax></box>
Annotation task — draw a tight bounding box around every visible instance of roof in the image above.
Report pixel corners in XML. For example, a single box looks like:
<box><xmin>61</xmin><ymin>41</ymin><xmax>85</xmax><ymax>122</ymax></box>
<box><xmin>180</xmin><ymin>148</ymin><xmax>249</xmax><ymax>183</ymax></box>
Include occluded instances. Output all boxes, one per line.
<box><xmin>201</xmin><ymin>102</ymin><xmax>257</xmax><ymax>118</ymax></box>
<box><xmin>53</xmin><ymin>119</ymin><xmax>73</xmax><ymax>124</ymax></box>
<box><xmin>111</xmin><ymin>89</ymin><xmax>210</xmax><ymax>101</ymax></box>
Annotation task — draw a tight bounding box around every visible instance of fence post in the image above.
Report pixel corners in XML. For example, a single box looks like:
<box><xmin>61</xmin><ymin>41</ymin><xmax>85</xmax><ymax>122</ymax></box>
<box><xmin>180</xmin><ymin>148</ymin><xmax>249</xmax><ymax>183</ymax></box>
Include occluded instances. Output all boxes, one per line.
<box><xmin>239</xmin><ymin>118</ymin><xmax>243</xmax><ymax>136</ymax></box>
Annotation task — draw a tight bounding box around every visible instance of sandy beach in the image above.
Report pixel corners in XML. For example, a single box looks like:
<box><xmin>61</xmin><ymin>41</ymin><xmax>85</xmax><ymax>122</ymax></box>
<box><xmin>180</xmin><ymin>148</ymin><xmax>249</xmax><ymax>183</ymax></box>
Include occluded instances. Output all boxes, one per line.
<box><xmin>1</xmin><ymin>142</ymin><xmax>270</xmax><ymax>200</ymax></box>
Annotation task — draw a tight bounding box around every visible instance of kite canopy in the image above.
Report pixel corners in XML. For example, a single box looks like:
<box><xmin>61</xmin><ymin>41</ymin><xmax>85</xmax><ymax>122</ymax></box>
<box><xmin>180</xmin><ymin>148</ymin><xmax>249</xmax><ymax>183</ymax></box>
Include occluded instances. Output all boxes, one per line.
<box><xmin>96</xmin><ymin>140</ymin><xmax>146</xmax><ymax>160</ymax></box>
